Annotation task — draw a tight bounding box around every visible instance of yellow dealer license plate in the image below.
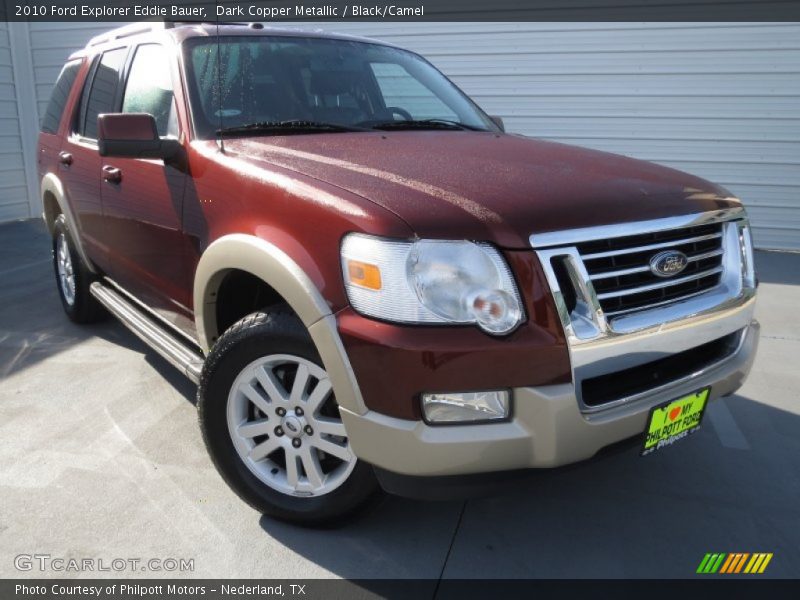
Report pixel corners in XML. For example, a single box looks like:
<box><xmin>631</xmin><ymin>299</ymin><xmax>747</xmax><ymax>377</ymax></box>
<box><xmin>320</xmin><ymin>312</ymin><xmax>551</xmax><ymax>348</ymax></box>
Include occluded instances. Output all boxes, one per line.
<box><xmin>642</xmin><ymin>388</ymin><xmax>710</xmax><ymax>456</ymax></box>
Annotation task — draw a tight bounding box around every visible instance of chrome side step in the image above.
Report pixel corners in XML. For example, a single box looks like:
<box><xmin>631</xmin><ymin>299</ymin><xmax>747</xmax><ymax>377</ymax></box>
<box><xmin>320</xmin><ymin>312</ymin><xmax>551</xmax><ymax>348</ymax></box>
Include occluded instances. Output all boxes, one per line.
<box><xmin>90</xmin><ymin>281</ymin><xmax>204</xmax><ymax>384</ymax></box>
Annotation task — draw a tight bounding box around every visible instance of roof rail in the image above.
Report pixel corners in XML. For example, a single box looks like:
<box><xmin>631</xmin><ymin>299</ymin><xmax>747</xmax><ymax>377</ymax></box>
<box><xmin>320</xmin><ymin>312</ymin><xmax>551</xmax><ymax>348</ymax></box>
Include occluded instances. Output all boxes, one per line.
<box><xmin>87</xmin><ymin>21</ymin><xmax>268</xmax><ymax>47</ymax></box>
<box><xmin>87</xmin><ymin>22</ymin><xmax>170</xmax><ymax>47</ymax></box>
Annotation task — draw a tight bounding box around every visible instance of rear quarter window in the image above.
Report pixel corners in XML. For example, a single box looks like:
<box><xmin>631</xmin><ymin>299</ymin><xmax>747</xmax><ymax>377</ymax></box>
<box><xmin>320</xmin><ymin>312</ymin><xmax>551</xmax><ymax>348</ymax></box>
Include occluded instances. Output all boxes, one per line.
<box><xmin>41</xmin><ymin>60</ymin><xmax>81</xmax><ymax>134</ymax></box>
<box><xmin>78</xmin><ymin>47</ymin><xmax>127</xmax><ymax>139</ymax></box>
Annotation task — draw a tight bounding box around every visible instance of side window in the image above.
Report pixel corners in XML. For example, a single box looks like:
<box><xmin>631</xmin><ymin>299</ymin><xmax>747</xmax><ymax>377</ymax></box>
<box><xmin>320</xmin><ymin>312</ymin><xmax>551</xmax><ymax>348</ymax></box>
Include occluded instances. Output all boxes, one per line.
<box><xmin>370</xmin><ymin>62</ymin><xmax>457</xmax><ymax>121</ymax></box>
<box><xmin>41</xmin><ymin>60</ymin><xmax>81</xmax><ymax>134</ymax></box>
<box><xmin>79</xmin><ymin>47</ymin><xmax>127</xmax><ymax>139</ymax></box>
<box><xmin>122</xmin><ymin>44</ymin><xmax>177</xmax><ymax>136</ymax></box>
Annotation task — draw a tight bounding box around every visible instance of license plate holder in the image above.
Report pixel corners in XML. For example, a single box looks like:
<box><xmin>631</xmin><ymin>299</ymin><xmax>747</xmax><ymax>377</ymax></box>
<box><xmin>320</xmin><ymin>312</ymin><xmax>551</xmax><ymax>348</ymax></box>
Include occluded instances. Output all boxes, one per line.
<box><xmin>641</xmin><ymin>388</ymin><xmax>710</xmax><ymax>456</ymax></box>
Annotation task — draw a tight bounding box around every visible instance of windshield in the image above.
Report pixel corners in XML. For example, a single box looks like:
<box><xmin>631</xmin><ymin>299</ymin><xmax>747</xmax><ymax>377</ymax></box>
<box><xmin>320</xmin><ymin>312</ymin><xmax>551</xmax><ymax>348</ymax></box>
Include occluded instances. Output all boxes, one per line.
<box><xmin>183</xmin><ymin>35</ymin><xmax>497</xmax><ymax>137</ymax></box>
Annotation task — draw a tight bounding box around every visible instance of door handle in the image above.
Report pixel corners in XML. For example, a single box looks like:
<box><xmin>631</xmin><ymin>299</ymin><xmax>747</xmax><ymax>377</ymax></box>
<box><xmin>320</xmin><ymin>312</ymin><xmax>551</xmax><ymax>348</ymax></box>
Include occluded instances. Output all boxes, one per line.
<box><xmin>58</xmin><ymin>151</ymin><xmax>73</xmax><ymax>166</ymax></box>
<box><xmin>102</xmin><ymin>165</ymin><xmax>122</xmax><ymax>184</ymax></box>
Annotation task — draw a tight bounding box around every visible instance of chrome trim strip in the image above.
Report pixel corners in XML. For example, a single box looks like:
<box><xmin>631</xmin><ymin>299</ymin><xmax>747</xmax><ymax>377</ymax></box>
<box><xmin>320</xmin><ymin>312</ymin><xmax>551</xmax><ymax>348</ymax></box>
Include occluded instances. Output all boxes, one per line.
<box><xmin>595</xmin><ymin>266</ymin><xmax>723</xmax><ymax>300</ymax></box>
<box><xmin>90</xmin><ymin>282</ymin><xmax>204</xmax><ymax>383</ymax></box>
<box><xmin>581</xmin><ymin>232</ymin><xmax>722</xmax><ymax>260</ymax></box>
<box><xmin>603</xmin><ymin>288</ymin><xmax>710</xmax><ymax>317</ymax></box>
<box><xmin>589</xmin><ymin>264</ymin><xmax>650</xmax><ymax>280</ymax></box>
<box><xmin>103</xmin><ymin>277</ymin><xmax>202</xmax><ymax>352</ymax></box>
<box><xmin>529</xmin><ymin>206</ymin><xmax>744</xmax><ymax>249</ymax></box>
<box><xmin>589</xmin><ymin>248</ymin><xmax>723</xmax><ymax>281</ymax></box>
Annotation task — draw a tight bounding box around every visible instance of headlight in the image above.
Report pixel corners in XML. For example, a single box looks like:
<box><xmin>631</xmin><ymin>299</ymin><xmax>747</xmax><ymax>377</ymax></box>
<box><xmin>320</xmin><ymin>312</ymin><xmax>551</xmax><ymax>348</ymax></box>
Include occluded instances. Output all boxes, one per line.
<box><xmin>341</xmin><ymin>234</ymin><xmax>524</xmax><ymax>335</ymax></box>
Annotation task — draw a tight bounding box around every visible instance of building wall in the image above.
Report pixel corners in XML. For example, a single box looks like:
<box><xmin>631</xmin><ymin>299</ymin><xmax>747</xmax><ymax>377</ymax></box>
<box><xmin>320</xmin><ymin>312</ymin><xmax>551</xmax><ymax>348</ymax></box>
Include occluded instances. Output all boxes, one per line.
<box><xmin>2</xmin><ymin>21</ymin><xmax>799</xmax><ymax>250</ymax></box>
<box><xmin>0</xmin><ymin>23</ymin><xmax>30</xmax><ymax>222</ymax></box>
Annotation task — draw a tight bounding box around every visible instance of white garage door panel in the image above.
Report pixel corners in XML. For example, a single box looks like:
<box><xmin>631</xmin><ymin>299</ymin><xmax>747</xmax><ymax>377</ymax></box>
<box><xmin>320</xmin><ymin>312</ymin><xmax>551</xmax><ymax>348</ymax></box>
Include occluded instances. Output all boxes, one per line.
<box><xmin>0</xmin><ymin>99</ymin><xmax>16</xmax><ymax>118</ymax></box>
<box><xmin>0</xmin><ymin>23</ymin><xmax>28</xmax><ymax>223</ymax></box>
<box><xmin>557</xmin><ymin>140</ymin><xmax>800</xmax><ymax>167</ymax></box>
<box><xmin>439</xmin><ymin>74</ymin><xmax>799</xmax><ymax>95</ymax></box>
<box><xmin>744</xmin><ymin>206</ymin><xmax>800</xmax><ymax>249</ymax></box>
<box><xmin>514</xmin><ymin>121</ymin><xmax>800</xmax><ymax>144</ymax></box>
<box><xmin>417</xmin><ymin>50</ymin><xmax>800</xmax><ymax>74</ymax></box>
<box><xmin>0</xmin><ymin>195</ymin><xmax>28</xmax><ymax>218</ymax></box>
<box><xmin>485</xmin><ymin>97</ymin><xmax>799</xmax><ymax>120</ymax></box>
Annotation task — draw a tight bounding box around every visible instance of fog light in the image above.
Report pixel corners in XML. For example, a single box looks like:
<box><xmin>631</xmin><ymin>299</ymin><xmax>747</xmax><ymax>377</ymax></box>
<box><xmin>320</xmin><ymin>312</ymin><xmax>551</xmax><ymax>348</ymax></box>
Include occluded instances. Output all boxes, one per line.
<box><xmin>422</xmin><ymin>390</ymin><xmax>510</xmax><ymax>423</ymax></box>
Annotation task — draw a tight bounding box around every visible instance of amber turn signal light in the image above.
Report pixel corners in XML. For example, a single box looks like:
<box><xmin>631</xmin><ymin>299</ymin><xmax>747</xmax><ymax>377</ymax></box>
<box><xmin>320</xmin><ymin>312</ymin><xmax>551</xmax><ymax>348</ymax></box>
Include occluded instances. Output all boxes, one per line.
<box><xmin>346</xmin><ymin>260</ymin><xmax>382</xmax><ymax>290</ymax></box>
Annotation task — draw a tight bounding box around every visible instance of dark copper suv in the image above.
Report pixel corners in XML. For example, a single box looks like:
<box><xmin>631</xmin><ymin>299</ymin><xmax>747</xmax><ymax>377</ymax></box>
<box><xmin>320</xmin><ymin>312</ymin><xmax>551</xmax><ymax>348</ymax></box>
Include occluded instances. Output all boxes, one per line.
<box><xmin>38</xmin><ymin>22</ymin><xmax>758</xmax><ymax>523</ymax></box>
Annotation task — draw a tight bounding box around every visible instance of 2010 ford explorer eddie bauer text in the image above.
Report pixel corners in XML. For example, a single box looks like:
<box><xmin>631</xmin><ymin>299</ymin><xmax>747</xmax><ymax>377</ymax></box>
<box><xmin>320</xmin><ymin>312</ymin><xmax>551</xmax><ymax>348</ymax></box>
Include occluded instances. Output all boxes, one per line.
<box><xmin>38</xmin><ymin>22</ymin><xmax>758</xmax><ymax>524</ymax></box>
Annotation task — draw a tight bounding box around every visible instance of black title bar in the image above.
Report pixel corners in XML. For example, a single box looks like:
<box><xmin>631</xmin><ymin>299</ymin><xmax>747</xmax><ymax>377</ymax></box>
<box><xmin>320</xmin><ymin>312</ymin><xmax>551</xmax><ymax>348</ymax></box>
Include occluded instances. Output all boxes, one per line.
<box><xmin>3</xmin><ymin>0</ymin><xmax>800</xmax><ymax>22</ymax></box>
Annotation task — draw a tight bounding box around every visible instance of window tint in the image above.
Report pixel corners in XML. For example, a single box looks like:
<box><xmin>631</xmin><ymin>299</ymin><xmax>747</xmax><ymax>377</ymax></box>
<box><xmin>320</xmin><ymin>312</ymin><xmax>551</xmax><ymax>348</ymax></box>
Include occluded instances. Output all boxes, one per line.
<box><xmin>80</xmin><ymin>47</ymin><xmax>127</xmax><ymax>139</ymax></box>
<box><xmin>41</xmin><ymin>60</ymin><xmax>80</xmax><ymax>134</ymax></box>
<box><xmin>122</xmin><ymin>45</ymin><xmax>176</xmax><ymax>136</ymax></box>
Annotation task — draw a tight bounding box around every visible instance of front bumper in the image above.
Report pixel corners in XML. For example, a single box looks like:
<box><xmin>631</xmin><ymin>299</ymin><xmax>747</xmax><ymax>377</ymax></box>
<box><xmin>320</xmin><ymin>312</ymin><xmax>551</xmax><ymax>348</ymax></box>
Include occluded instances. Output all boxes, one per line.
<box><xmin>336</xmin><ymin>208</ymin><xmax>758</xmax><ymax>479</ymax></box>
<box><xmin>340</xmin><ymin>318</ymin><xmax>758</xmax><ymax>477</ymax></box>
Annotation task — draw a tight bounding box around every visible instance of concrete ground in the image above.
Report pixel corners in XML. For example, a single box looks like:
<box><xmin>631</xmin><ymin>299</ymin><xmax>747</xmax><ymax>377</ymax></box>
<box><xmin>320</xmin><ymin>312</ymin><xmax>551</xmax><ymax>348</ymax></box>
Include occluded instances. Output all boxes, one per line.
<box><xmin>0</xmin><ymin>219</ymin><xmax>798</xmax><ymax>580</ymax></box>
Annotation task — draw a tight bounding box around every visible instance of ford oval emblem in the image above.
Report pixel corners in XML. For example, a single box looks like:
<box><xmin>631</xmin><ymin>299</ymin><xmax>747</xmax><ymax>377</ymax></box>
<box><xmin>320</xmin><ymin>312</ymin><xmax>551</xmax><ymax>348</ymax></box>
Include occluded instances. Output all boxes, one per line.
<box><xmin>649</xmin><ymin>250</ymin><xmax>688</xmax><ymax>278</ymax></box>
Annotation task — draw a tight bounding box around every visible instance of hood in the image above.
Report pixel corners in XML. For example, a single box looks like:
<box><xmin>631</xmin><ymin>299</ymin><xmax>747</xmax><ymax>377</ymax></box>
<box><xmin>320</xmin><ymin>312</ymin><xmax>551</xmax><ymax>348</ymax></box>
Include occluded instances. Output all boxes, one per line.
<box><xmin>224</xmin><ymin>131</ymin><xmax>741</xmax><ymax>248</ymax></box>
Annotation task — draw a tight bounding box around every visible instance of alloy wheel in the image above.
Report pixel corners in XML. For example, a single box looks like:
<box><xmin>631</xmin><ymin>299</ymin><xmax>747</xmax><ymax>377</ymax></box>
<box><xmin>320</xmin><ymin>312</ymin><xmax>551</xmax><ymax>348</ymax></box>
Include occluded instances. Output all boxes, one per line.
<box><xmin>226</xmin><ymin>354</ymin><xmax>355</xmax><ymax>497</ymax></box>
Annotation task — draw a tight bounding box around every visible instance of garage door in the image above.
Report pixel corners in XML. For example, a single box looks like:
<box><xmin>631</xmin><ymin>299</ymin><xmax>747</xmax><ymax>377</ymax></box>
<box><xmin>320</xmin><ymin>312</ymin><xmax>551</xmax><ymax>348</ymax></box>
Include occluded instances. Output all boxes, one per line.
<box><xmin>0</xmin><ymin>23</ymin><xmax>30</xmax><ymax>222</ymax></box>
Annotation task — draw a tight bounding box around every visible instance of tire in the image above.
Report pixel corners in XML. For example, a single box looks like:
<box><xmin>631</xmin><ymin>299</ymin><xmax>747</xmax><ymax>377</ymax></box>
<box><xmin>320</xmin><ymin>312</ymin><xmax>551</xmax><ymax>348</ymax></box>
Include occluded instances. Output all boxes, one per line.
<box><xmin>52</xmin><ymin>214</ymin><xmax>106</xmax><ymax>324</ymax></box>
<box><xmin>198</xmin><ymin>309</ymin><xmax>380</xmax><ymax>525</ymax></box>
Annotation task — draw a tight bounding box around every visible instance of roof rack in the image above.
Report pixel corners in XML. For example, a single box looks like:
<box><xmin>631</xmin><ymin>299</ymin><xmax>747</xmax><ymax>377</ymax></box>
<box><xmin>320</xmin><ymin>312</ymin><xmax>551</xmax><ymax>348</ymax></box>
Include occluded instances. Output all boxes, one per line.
<box><xmin>86</xmin><ymin>21</ymin><xmax>267</xmax><ymax>47</ymax></box>
<box><xmin>87</xmin><ymin>22</ymin><xmax>170</xmax><ymax>47</ymax></box>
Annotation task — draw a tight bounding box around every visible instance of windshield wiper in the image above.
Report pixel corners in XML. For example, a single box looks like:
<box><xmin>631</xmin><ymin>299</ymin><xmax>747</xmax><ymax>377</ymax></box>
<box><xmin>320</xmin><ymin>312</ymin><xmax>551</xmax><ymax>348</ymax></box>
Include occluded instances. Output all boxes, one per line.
<box><xmin>217</xmin><ymin>120</ymin><xmax>371</xmax><ymax>136</ymax></box>
<box><xmin>358</xmin><ymin>118</ymin><xmax>488</xmax><ymax>132</ymax></box>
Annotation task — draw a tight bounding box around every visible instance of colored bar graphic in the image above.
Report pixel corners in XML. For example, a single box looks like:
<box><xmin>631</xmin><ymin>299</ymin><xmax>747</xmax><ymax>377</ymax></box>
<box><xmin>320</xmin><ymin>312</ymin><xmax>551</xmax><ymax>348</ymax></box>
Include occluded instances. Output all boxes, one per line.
<box><xmin>700</xmin><ymin>552</ymin><xmax>774</xmax><ymax>574</ymax></box>
<box><xmin>697</xmin><ymin>554</ymin><xmax>713</xmax><ymax>574</ymax></box>
<box><xmin>711</xmin><ymin>553</ymin><xmax>725</xmax><ymax>573</ymax></box>
<box><xmin>744</xmin><ymin>554</ymin><xmax>758</xmax><ymax>573</ymax></box>
<box><xmin>719</xmin><ymin>553</ymin><xmax>735</xmax><ymax>573</ymax></box>
<box><xmin>758</xmin><ymin>553</ymin><xmax>773</xmax><ymax>573</ymax></box>
<box><xmin>735</xmin><ymin>553</ymin><xmax>749</xmax><ymax>573</ymax></box>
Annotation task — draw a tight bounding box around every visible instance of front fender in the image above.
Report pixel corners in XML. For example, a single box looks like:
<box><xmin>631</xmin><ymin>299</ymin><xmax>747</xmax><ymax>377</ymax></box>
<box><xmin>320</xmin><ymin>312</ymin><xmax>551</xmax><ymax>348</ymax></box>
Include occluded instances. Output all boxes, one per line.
<box><xmin>193</xmin><ymin>234</ymin><xmax>367</xmax><ymax>415</ymax></box>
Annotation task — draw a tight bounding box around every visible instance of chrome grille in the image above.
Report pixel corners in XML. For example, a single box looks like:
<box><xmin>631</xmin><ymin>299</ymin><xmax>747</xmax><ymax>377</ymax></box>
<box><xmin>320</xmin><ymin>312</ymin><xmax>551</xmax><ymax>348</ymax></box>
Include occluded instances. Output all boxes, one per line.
<box><xmin>576</xmin><ymin>222</ymin><xmax>725</xmax><ymax>317</ymax></box>
<box><xmin>531</xmin><ymin>207</ymin><xmax>756</xmax><ymax>413</ymax></box>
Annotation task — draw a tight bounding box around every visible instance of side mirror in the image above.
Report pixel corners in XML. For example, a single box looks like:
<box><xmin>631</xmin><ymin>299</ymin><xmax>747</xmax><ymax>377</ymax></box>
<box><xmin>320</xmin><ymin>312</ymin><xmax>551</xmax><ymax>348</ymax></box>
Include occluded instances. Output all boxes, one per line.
<box><xmin>489</xmin><ymin>115</ymin><xmax>505</xmax><ymax>132</ymax></box>
<box><xmin>97</xmin><ymin>113</ymin><xmax>180</xmax><ymax>160</ymax></box>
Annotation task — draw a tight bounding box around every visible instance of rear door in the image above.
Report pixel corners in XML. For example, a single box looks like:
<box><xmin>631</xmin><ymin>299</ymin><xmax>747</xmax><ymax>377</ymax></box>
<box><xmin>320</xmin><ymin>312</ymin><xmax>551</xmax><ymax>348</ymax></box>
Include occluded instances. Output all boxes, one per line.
<box><xmin>38</xmin><ymin>59</ymin><xmax>81</xmax><ymax>185</ymax></box>
<box><xmin>98</xmin><ymin>42</ymin><xmax>191</xmax><ymax>324</ymax></box>
<box><xmin>59</xmin><ymin>47</ymin><xmax>128</xmax><ymax>269</ymax></box>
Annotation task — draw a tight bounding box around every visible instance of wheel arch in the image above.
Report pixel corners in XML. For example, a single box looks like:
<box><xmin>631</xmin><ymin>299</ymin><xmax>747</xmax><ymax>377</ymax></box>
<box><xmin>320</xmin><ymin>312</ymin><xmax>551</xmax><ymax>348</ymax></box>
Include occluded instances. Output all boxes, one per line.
<box><xmin>40</xmin><ymin>172</ymin><xmax>97</xmax><ymax>273</ymax></box>
<box><xmin>194</xmin><ymin>234</ymin><xmax>366</xmax><ymax>415</ymax></box>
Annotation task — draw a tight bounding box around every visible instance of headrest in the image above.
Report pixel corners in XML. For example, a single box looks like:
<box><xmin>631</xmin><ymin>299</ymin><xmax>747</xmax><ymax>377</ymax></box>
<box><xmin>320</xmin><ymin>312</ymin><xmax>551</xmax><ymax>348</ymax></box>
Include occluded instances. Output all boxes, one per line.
<box><xmin>308</xmin><ymin>70</ymin><xmax>358</xmax><ymax>96</ymax></box>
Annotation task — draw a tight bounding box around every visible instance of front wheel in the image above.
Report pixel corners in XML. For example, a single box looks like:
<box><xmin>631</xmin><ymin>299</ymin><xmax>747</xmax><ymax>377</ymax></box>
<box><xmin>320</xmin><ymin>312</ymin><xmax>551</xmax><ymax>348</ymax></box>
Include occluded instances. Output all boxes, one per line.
<box><xmin>198</xmin><ymin>310</ymin><xmax>380</xmax><ymax>525</ymax></box>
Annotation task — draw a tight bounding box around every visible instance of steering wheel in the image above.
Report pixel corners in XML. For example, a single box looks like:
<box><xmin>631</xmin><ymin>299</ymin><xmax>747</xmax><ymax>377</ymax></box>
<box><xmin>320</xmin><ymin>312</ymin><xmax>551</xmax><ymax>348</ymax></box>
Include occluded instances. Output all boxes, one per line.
<box><xmin>385</xmin><ymin>106</ymin><xmax>413</xmax><ymax>121</ymax></box>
